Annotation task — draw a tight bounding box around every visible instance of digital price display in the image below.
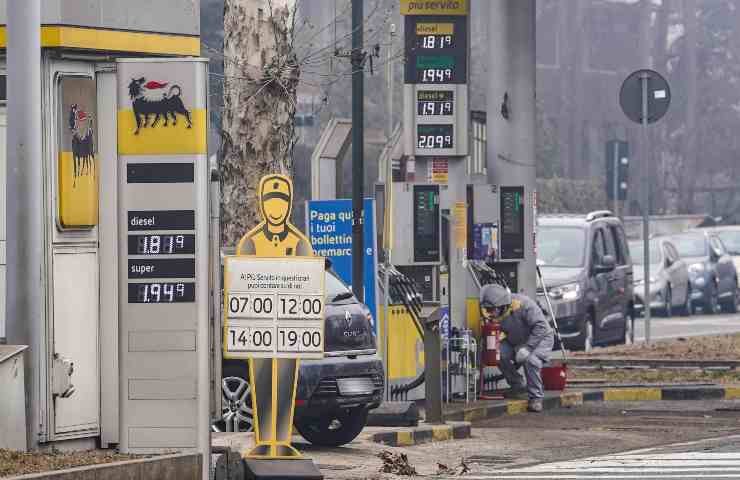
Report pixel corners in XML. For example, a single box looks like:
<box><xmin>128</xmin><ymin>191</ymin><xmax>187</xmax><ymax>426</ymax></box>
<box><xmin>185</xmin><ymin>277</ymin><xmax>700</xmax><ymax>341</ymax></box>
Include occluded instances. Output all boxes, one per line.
<box><xmin>413</xmin><ymin>185</ymin><xmax>440</xmax><ymax>263</ymax></box>
<box><xmin>417</xmin><ymin>124</ymin><xmax>454</xmax><ymax>149</ymax></box>
<box><xmin>417</xmin><ymin>90</ymin><xmax>453</xmax><ymax>116</ymax></box>
<box><xmin>128</xmin><ymin>282</ymin><xmax>195</xmax><ymax>303</ymax></box>
<box><xmin>500</xmin><ymin>186</ymin><xmax>525</xmax><ymax>260</ymax></box>
<box><xmin>415</xmin><ymin>22</ymin><xmax>456</xmax><ymax>50</ymax></box>
<box><xmin>128</xmin><ymin>234</ymin><xmax>196</xmax><ymax>255</ymax></box>
<box><xmin>405</xmin><ymin>15</ymin><xmax>468</xmax><ymax>85</ymax></box>
<box><xmin>416</xmin><ymin>56</ymin><xmax>456</xmax><ymax>83</ymax></box>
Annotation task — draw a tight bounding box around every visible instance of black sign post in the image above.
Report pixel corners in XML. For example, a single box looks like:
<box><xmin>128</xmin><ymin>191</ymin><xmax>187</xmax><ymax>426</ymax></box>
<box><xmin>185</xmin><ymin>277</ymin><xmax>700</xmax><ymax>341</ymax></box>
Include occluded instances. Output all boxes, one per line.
<box><xmin>619</xmin><ymin>69</ymin><xmax>671</xmax><ymax>345</ymax></box>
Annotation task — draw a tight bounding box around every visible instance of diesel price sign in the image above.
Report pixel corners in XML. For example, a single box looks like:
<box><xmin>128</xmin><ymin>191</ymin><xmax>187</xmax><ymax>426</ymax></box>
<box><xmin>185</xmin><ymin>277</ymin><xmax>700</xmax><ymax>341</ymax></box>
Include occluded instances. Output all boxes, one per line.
<box><xmin>223</xmin><ymin>256</ymin><xmax>326</xmax><ymax>359</ymax></box>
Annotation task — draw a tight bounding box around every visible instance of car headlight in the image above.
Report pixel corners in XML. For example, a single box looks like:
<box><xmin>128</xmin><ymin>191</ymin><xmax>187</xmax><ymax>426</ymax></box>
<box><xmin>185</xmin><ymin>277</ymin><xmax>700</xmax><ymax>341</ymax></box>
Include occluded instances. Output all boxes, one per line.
<box><xmin>549</xmin><ymin>282</ymin><xmax>581</xmax><ymax>301</ymax></box>
<box><xmin>689</xmin><ymin>263</ymin><xmax>705</xmax><ymax>274</ymax></box>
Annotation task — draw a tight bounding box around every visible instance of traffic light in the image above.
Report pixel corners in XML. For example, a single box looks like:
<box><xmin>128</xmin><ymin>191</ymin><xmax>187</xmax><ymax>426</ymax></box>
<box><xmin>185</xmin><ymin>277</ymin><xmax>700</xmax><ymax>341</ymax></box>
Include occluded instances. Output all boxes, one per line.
<box><xmin>606</xmin><ymin>140</ymin><xmax>629</xmax><ymax>201</ymax></box>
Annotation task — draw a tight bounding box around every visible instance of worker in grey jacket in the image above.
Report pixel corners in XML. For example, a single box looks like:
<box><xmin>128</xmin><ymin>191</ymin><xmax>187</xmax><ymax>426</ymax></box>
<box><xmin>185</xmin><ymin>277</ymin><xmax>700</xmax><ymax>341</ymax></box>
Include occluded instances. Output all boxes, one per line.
<box><xmin>480</xmin><ymin>284</ymin><xmax>554</xmax><ymax>412</ymax></box>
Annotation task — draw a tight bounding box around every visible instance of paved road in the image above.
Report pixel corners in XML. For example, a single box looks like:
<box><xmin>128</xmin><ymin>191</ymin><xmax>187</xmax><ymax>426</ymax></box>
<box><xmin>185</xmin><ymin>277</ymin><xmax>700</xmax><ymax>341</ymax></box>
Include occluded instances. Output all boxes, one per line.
<box><xmin>634</xmin><ymin>311</ymin><xmax>740</xmax><ymax>342</ymax></box>
<box><xmin>451</xmin><ymin>434</ymin><xmax>740</xmax><ymax>479</ymax></box>
<box><xmin>303</xmin><ymin>399</ymin><xmax>740</xmax><ymax>479</ymax></box>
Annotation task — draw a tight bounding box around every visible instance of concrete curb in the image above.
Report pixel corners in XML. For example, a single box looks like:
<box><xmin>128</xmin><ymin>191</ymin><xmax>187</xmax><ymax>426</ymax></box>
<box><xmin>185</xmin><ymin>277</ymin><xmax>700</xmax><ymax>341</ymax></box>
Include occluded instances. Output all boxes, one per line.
<box><xmin>370</xmin><ymin>421</ymin><xmax>472</xmax><ymax>447</ymax></box>
<box><xmin>441</xmin><ymin>385</ymin><xmax>740</xmax><ymax>425</ymax></box>
<box><xmin>5</xmin><ymin>453</ymin><xmax>202</xmax><ymax>480</ymax></box>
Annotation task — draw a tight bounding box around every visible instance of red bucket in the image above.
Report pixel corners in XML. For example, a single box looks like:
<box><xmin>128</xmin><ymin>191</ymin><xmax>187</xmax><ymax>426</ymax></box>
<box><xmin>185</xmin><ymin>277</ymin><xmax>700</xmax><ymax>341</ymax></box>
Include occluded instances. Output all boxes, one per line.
<box><xmin>542</xmin><ymin>364</ymin><xmax>568</xmax><ymax>391</ymax></box>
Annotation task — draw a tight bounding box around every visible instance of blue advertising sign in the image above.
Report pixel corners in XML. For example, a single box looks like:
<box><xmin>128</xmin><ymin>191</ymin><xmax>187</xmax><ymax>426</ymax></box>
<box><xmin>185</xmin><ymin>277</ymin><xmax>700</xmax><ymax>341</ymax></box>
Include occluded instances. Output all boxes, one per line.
<box><xmin>307</xmin><ymin>199</ymin><xmax>379</xmax><ymax>334</ymax></box>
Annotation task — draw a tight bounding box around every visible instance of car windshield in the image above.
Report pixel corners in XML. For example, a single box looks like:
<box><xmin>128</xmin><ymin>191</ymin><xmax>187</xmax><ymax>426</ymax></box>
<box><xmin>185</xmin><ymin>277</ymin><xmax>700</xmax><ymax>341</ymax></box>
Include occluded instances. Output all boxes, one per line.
<box><xmin>671</xmin><ymin>234</ymin><xmax>707</xmax><ymax>257</ymax></box>
<box><xmin>629</xmin><ymin>241</ymin><xmax>661</xmax><ymax>265</ymax></box>
<box><xmin>326</xmin><ymin>270</ymin><xmax>354</xmax><ymax>302</ymax></box>
<box><xmin>716</xmin><ymin>231</ymin><xmax>740</xmax><ymax>255</ymax></box>
<box><xmin>537</xmin><ymin>227</ymin><xmax>586</xmax><ymax>267</ymax></box>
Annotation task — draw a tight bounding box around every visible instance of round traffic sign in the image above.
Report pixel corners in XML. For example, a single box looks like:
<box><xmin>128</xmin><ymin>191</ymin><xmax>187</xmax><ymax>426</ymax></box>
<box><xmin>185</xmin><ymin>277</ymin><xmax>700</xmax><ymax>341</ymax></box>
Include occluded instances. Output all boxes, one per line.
<box><xmin>619</xmin><ymin>69</ymin><xmax>671</xmax><ymax>124</ymax></box>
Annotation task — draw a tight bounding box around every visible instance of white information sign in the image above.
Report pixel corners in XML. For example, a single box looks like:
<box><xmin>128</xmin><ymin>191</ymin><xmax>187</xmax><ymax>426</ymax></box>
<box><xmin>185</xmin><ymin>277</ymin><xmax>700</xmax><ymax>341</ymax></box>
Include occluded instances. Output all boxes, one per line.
<box><xmin>223</xmin><ymin>256</ymin><xmax>325</xmax><ymax>359</ymax></box>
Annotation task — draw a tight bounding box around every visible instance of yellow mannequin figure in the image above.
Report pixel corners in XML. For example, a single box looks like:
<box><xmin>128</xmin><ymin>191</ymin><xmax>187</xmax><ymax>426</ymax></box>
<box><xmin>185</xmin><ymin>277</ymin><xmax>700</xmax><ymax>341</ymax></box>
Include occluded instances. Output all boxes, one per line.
<box><xmin>236</xmin><ymin>174</ymin><xmax>312</xmax><ymax>458</ymax></box>
<box><xmin>237</xmin><ymin>175</ymin><xmax>312</xmax><ymax>258</ymax></box>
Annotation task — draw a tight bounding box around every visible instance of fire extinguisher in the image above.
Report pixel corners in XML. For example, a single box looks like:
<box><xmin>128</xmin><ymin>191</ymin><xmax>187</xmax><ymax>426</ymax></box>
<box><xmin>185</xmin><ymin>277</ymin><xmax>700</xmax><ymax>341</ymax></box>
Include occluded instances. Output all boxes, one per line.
<box><xmin>481</xmin><ymin>321</ymin><xmax>501</xmax><ymax>367</ymax></box>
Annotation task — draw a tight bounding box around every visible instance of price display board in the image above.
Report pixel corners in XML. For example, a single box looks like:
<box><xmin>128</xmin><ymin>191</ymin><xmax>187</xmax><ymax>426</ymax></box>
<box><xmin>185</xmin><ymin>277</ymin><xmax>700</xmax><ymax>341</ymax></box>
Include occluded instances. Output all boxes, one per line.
<box><xmin>417</xmin><ymin>90</ymin><xmax>453</xmax><ymax>116</ymax></box>
<box><xmin>417</xmin><ymin>124</ymin><xmax>454</xmax><ymax>149</ymax></box>
<box><xmin>404</xmin><ymin>15</ymin><xmax>467</xmax><ymax>85</ymax></box>
<box><xmin>117</xmin><ymin>58</ymin><xmax>209</xmax><ymax>455</ymax></box>
<box><xmin>224</xmin><ymin>256</ymin><xmax>326</xmax><ymax>359</ymax></box>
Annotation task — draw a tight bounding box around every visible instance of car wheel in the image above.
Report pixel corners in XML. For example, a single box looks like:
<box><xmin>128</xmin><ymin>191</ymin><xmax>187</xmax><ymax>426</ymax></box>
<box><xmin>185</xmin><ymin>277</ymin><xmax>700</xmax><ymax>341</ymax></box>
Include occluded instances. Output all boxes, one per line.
<box><xmin>661</xmin><ymin>286</ymin><xmax>673</xmax><ymax>317</ymax></box>
<box><xmin>721</xmin><ymin>280</ymin><xmax>738</xmax><ymax>314</ymax></box>
<box><xmin>678</xmin><ymin>284</ymin><xmax>692</xmax><ymax>317</ymax></box>
<box><xmin>572</xmin><ymin>311</ymin><xmax>596</xmax><ymax>353</ymax></box>
<box><xmin>212</xmin><ymin>362</ymin><xmax>253</xmax><ymax>433</ymax></box>
<box><xmin>623</xmin><ymin>311</ymin><xmax>634</xmax><ymax>345</ymax></box>
<box><xmin>295</xmin><ymin>407</ymin><xmax>368</xmax><ymax>447</ymax></box>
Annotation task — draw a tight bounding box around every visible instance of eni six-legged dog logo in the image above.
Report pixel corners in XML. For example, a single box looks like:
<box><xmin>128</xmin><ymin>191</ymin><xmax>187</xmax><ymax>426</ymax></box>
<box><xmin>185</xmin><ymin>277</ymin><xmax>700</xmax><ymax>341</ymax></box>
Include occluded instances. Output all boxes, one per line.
<box><xmin>127</xmin><ymin>78</ymin><xmax>193</xmax><ymax>134</ymax></box>
<box><xmin>68</xmin><ymin>103</ymin><xmax>95</xmax><ymax>187</ymax></box>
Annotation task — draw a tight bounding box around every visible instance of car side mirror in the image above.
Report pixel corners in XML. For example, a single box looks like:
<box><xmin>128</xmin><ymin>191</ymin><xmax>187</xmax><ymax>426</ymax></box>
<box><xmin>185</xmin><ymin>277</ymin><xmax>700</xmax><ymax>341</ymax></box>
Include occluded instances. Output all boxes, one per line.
<box><xmin>596</xmin><ymin>255</ymin><xmax>616</xmax><ymax>273</ymax></box>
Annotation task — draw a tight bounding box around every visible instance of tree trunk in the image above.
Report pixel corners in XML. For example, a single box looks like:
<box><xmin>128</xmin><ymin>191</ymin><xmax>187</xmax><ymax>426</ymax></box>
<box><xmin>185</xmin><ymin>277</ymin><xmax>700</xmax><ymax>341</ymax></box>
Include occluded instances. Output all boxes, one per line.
<box><xmin>221</xmin><ymin>0</ymin><xmax>298</xmax><ymax>246</ymax></box>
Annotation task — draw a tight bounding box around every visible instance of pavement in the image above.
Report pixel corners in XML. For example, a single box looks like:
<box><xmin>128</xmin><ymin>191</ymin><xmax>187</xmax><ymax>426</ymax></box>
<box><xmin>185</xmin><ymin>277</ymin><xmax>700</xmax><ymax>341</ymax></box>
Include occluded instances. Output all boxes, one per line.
<box><xmin>634</xmin><ymin>310</ymin><xmax>740</xmax><ymax>341</ymax></box>
<box><xmin>272</xmin><ymin>399</ymin><xmax>740</xmax><ymax>479</ymax></box>
<box><xmin>447</xmin><ymin>433</ymin><xmax>740</xmax><ymax>479</ymax></box>
<box><xmin>211</xmin><ymin>389</ymin><xmax>740</xmax><ymax>479</ymax></box>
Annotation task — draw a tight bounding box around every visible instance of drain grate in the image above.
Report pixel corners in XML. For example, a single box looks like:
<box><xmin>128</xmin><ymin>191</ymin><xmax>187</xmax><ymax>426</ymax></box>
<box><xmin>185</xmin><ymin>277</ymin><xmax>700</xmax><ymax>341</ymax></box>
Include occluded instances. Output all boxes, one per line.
<box><xmin>316</xmin><ymin>464</ymin><xmax>354</xmax><ymax>471</ymax></box>
<box><xmin>466</xmin><ymin>455</ymin><xmax>516</xmax><ymax>465</ymax></box>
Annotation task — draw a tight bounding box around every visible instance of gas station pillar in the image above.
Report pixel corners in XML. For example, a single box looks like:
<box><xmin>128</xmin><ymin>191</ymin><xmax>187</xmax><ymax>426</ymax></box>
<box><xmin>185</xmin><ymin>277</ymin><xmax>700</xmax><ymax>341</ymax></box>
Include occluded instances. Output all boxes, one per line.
<box><xmin>486</xmin><ymin>0</ymin><xmax>537</xmax><ymax>296</ymax></box>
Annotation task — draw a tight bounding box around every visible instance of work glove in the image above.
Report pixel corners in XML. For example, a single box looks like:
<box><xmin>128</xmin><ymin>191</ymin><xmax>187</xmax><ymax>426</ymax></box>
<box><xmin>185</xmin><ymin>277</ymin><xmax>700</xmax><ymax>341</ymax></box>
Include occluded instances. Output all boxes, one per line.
<box><xmin>515</xmin><ymin>346</ymin><xmax>531</xmax><ymax>364</ymax></box>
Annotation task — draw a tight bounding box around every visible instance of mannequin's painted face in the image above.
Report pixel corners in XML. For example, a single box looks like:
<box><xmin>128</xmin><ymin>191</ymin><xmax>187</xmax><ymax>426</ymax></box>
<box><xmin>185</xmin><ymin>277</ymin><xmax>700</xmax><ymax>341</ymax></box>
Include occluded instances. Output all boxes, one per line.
<box><xmin>263</xmin><ymin>197</ymin><xmax>289</xmax><ymax>226</ymax></box>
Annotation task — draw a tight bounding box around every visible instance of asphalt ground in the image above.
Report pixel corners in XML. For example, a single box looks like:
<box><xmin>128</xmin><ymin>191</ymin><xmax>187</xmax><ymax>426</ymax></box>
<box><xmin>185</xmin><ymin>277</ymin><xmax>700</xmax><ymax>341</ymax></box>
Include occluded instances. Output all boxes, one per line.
<box><xmin>634</xmin><ymin>310</ymin><xmax>740</xmax><ymax>341</ymax></box>
<box><xmin>448</xmin><ymin>434</ymin><xmax>740</xmax><ymax>479</ymax></box>
<box><xmin>286</xmin><ymin>399</ymin><xmax>740</xmax><ymax>479</ymax></box>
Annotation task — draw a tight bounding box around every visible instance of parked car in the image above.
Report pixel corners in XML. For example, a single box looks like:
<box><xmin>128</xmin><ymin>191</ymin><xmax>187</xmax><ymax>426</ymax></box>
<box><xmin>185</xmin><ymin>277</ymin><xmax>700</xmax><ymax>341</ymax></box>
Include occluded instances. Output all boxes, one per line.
<box><xmin>537</xmin><ymin>211</ymin><xmax>634</xmax><ymax>352</ymax></box>
<box><xmin>667</xmin><ymin>231</ymin><xmax>738</xmax><ymax>314</ymax></box>
<box><xmin>705</xmin><ymin>226</ymin><xmax>740</xmax><ymax>276</ymax></box>
<box><xmin>628</xmin><ymin>238</ymin><xmax>691</xmax><ymax>317</ymax></box>
<box><xmin>216</xmin><ymin>264</ymin><xmax>384</xmax><ymax>447</ymax></box>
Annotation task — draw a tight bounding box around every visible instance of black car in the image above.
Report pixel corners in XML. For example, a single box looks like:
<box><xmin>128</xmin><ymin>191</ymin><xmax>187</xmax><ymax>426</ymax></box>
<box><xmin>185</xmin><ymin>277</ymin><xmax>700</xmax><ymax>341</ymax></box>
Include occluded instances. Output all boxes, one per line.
<box><xmin>537</xmin><ymin>211</ymin><xmax>634</xmax><ymax>351</ymax></box>
<box><xmin>668</xmin><ymin>231</ymin><xmax>738</xmax><ymax>314</ymax></box>
<box><xmin>216</xmin><ymin>266</ymin><xmax>383</xmax><ymax>447</ymax></box>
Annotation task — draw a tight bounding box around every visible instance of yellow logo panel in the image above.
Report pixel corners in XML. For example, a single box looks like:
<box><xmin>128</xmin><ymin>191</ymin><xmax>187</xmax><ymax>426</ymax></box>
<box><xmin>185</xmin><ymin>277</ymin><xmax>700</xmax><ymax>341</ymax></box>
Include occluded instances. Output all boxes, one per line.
<box><xmin>58</xmin><ymin>152</ymin><xmax>98</xmax><ymax>228</ymax></box>
<box><xmin>117</xmin><ymin>109</ymin><xmax>207</xmax><ymax>155</ymax></box>
<box><xmin>400</xmin><ymin>0</ymin><xmax>468</xmax><ymax>15</ymax></box>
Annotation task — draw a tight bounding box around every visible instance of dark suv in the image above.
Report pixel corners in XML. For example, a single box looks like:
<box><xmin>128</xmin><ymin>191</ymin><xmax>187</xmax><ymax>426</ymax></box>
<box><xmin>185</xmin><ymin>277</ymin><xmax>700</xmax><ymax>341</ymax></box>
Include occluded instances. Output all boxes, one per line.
<box><xmin>216</xmin><ymin>264</ymin><xmax>384</xmax><ymax>447</ymax></box>
<box><xmin>536</xmin><ymin>211</ymin><xmax>634</xmax><ymax>351</ymax></box>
